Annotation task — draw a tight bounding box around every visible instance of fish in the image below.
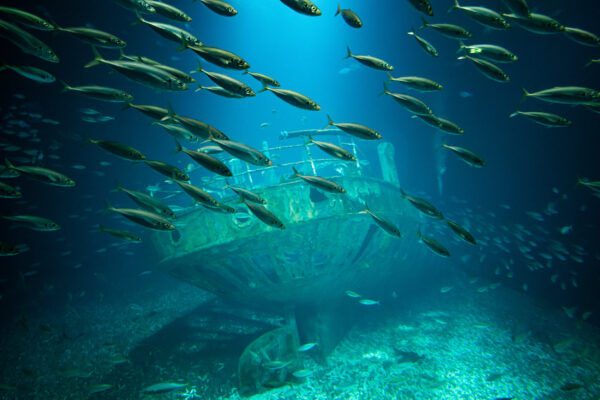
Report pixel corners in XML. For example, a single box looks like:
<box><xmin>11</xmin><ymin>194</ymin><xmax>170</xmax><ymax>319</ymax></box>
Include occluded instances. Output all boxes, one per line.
<box><xmin>114</xmin><ymin>0</ymin><xmax>156</xmax><ymax>13</ymax></box>
<box><xmin>449</xmin><ymin>0</ymin><xmax>510</xmax><ymax>30</ymax></box>
<box><xmin>0</xmin><ymin>165</ymin><xmax>21</xmax><ymax>178</ymax></box>
<box><xmin>359</xmin><ymin>204</ymin><xmax>402</xmax><ymax>238</ymax></box>
<box><xmin>143</xmin><ymin>160</ymin><xmax>190</xmax><ymax>181</ymax></box>
<box><xmin>445</xmin><ymin>219</ymin><xmax>476</xmax><ymax>245</ymax></box>
<box><xmin>88</xmin><ymin>384</ymin><xmax>113</xmax><ymax>394</ymax></box>
<box><xmin>211</xmin><ymin>137</ymin><xmax>272</xmax><ymax>166</ymax></box>
<box><xmin>440</xmin><ymin>286</ymin><xmax>454</xmax><ymax>293</ymax></box>
<box><xmin>104</xmin><ymin>200</ymin><xmax>175</xmax><ymax>231</ymax></box>
<box><xmin>335</xmin><ymin>4</ymin><xmax>362</xmax><ymax>28</ymax></box>
<box><xmin>457</xmin><ymin>55</ymin><xmax>509</xmax><ymax>82</ymax></box>
<box><xmin>576</xmin><ymin>178</ymin><xmax>600</xmax><ymax>193</ymax></box>
<box><xmin>280</xmin><ymin>0</ymin><xmax>321</xmax><ymax>16</ymax></box>
<box><xmin>243</xmin><ymin>70</ymin><xmax>279</xmax><ymax>87</ymax></box>
<box><xmin>85</xmin><ymin>47</ymin><xmax>188</xmax><ymax>91</ymax></box>
<box><xmin>0</xmin><ymin>65</ymin><xmax>55</xmax><ymax>83</ymax></box>
<box><xmin>406</xmin><ymin>0</ymin><xmax>433</xmax><ymax>16</ymax></box>
<box><xmin>324</xmin><ymin>116</ymin><xmax>381</xmax><ymax>141</ymax></box>
<box><xmin>387</xmin><ymin>73</ymin><xmax>442</xmax><ymax>91</ymax></box>
<box><xmin>0</xmin><ymin>241</ymin><xmax>20</xmax><ymax>256</ymax></box>
<box><xmin>345</xmin><ymin>46</ymin><xmax>393</xmax><ymax>71</ymax></box>
<box><xmin>564</xmin><ymin>27</ymin><xmax>600</xmax><ymax>47</ymax></box>
<box><xmin>292</xmin><ymin>369</ymin><xmax>313</xmax><ymax>378</ymax></box>
<box><xmin>121</xmin><ymin>102</ymin><xmax>168</xmax><ymax>120</ymax></box>
<box><xmin>521</xmin><ymin>86</ymin><xmax>600</xmax><ymax>104</ymax></box>
<box><xmin>457</xmin><ymin>42</ymin><xmax>517</xmax><ymax>63</ymax></box>
<box><xmin>359</xmin><ymin>299</ymin><xmax>380</xmax><ymax>305</ymax></box>
<box><xmin>146</xmin><ymin>0</ymin><xmax>192</xmax><ymax>22</ymax></box>
<box><xmin>154</xmin><ymin>121</ymin><xmax>197</xmax><ymax>142</ymax></box>
<box><xmin>417</xmin><ymin>229</ymin><xmax>450</xmax><ymax>257</ymax></box>
<box><xmin>142</xmin><ymin>382</ymin><xmax>187</xmax><ymax>394</ymax></box>
<box><xmin>0</xmin><ymin>19</ymin><xmax>59</xmax><ymax>62</ymax></box>
<box><xmin>0</xmin><ymin>6</ymin><xmax>55</xmax><ymax>30</ymax></box>
<box><xmin>502</xmin><ymin>0</ymin><xmax>530</xmax><ymax>17</ymax></box>
<box><xmin>196</xmin><ymin>85</ymin><xmax>244</xmax><ymax>98</ymax></box>
<box><xmin>380</xmin><ymin>82</ymin><xmax>434</xmax><ymax>116</ymax></box>
<box><xmin>2</xmin><ymin>215</ymin><xmax>60</xmax><ymax>231</ymax></box>
<box><xmin>243</xmin><ymin>200</ymin><xmax>285</xmax><ymax>229</ymax></box>
<box><xmin>298</xmin><ymin>342</ymin><xmax>318</xmax><ymax>352</ymax></box>
<box><xmin>442</xmin><ymin>144</ymin><xmax>486</xmax><ymax>167</ymax></box>
<box><xmin>173</xmin><ymin>179</ymin><xmax>220</xmax><ymax>208</ymax></box>
<box><xmin>502</xmin><ymin>12</ymin><xmax>564</xmax><ymax>34</ymax></box>
<box><xmin>509</xmin><ymin>111</ymin><xmax>572</xmax><ymax>127</ymax></box>
<box><xmin>260</xmin><ymin>86</ymin><xmax>320</xmax><ymax>110</ymax></box>
<box><xmin>173</xmin><ymin>140</ymin><xmax>232</xmax><ymax>176</ymax></box>
<box><xmin>183</xmin><ymin>44</ymin><xmax>249</xmax><ymax>70</ymax></box>
<box><xmin>345</xmin><ymin>290</ymin><xmax>362</xmax><ymax>298</ymax></box>
<box><xmin>55</xmin><ymin>25</ymin><xmax>126</xmax><ymax>48</ymax></box>
<box><xmin>400</xmin><ymin>189</ymin><xmax>444</xmax><ymax>219</ymax></box>
<box><xmin>308</xmin><ymin>132</ymin><xmax>355</xmax><ymax>161</ymax></box>
<box><xmin>161</xmin><ymin>104</ymin><xmax>230</xmax><ymax>140</ymax></box>
<box><xmin>191</xmin><ymin>62</ymin><xmax>254</xmax><ymax>97</ymax></box>
<box><xmin>113</xmin><ymin>181</ymin><xmax>176</xmax><ymax>219</ymax></box>
<box><xmin>197</xmin><ymin>0</ymin><xmax>237</xmax><ymax>16</ymax></box>
<box><xmin>419</xmin><ymin>18</ymin><xmax>471</xmax><ymax>39</ymax></box>
<box><xmin>99</xmin><ymin>225</ymin><xmax>142</xmax><ymax>242</ymax></box>
<box><xmin>224</xmin><ymin>181</ymin><xmax>266</xmax><ymax>204</ymax></box>
<box><xmin>292</xmin><ymin>167</ymin><xmax>346</xmax><ymax>194</ymax></box>
<box><xmin>4</xmin><ymin>158</ymin><xmax>75</xmax><ymax>186</ymax></box>
<box><xmin>413</xmin><ymin>115</ymin><xmax>464</xmax><ymax>135</ymax></box>
<box><xmin>87</xmin><ymin>138</ymin><xmax>146</xmax><ymax>161</ymax></box>
<box><xmin>135</xmin><ymin>13</ymin><xmax>202</xmax><ymax>47</ymax></box>
<box><xmin>263</xmin><ymin>360</ymin><xmax>292</xmax><ymax>370</ymax></box>
<box><xmin>145</xmin><ymin>61</ymin><xmax>195</xmax><ymax>84</ymax></box>
<box><xmin>560</xmin><ymin>383</ymin><xmax>583</xmax><ymax>392</ymax></box>
<box><xmin>0</xmin><ymin>181</ymin><xmax>22</xmax><ymax>198</ymax></box>
<box><xmin>61</xmin><ymin>81</ymin><xmax>133</xmax><ymax>102</ymax></box>
<box><xmin>407</xmin><ymin>28</ymin><xmax>438</xmax><ymax>57</ymax></box>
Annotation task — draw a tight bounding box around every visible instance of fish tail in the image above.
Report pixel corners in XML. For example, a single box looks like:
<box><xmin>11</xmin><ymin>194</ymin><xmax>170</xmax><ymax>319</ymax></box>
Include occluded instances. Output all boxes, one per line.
<box><xmin>419</xmin><ymin>17</ymin><xmax>428</xmax><ymax>30</ymax></box>
<box><xmin>584</xmin><ymin>59</ymin><xmax>593</xmax><ymax>68</ymax></box>
<box><xmin>110</xmin><ymin>179</ymin><xmax>123</xmax><ymax>193</ymax></box>
<box><xmin>509</xmin><ymin>111</ymin><xmax>520</xmax><ymax>118</ymax></box>
<box><xmin>102</xmin><ymin>199</ymin><xmax>114</xmax><ymax>215</ymax></box>
<box><xmin>195</xmin><ymin>84</ymin><xmax>204</xmax><ymax>92</ymax></box>
<box><xmin>98</xmin><ymin>224</ymin><xmax>106</xmax><ymax>232</ymax></box>
<box><xmin>335</xmin><ymin>3</ymin><xmax>341</xmax><ymax>16</ymax></box>
<box><xmin>519</xmin><ymin>88</ymin><xmax>530</xmax><ymax>106</ymax></box>
<box><xmin>131</xmin><ymin>11</ymin><xmax>143</xmax><ymax>26</ymax></box>
<box><xmin>4</xmin><ymin>158</ymin><xmax>15</xmax><ymax>169</ymax></box>
<box><xmin>257</xmin><ymin>83</ymin><xmax>269</xmax><ymax>93</ymax></box>
<box><xmin>160</xmin><ymin>101</ymin><xmax>177</xmax><ymax>123</ymax></box>
<box><xmin>378</xmin><ymin>82</ymin><xmax>390</xmax><ymax>97</ymax></box>
<box><xmin>84</xmin><ymin>46</ymin><xmax>103</xmax><ymax>68</ymax></box>
<box><xmin>242</xmin><ymin>69</ymin><xmax>249</xmax><ymax>75</ymax></box>
<box><xmin>325</xmin><ymin>114</ymin><xmax>334</xmax><ymax>129</ymax></box>
<box><xmin>118</xmin><ymin>48</ymin><xmax>126</xmax><ymax>59</ymax></box>
<box><xmin>189</xmin><ymin>60</ymin><xmax>202</xmax><ymax>74</ymax></box>
<box><xmin>59</xmin><ymin>80</ymin><xmax>71</xmax><ymax>93</ymax></box>
<box><xmin>292</xmin><ymin>166</ymin><xmax>300</xmax><ymax>177</ymax></box>
<box><xmin>345</xmin><ymin>46</ymin><xmax>352</xmax><ymax>59</ymax></box>
<box><xmin>456</xmin><ymin>41</ymin><xmax>466</xmax><ymax>54</ymax></box>
<box><xmin>172</xmin><ymin>139</ymin><xmax>183</xmax><ymax>154</ymax></box>
<box><xmin>121</xmin><ymin>102</ymin><xmax>132</xmax><ymax>111</ymax></box>
<box><xmin>176</xmin><ymin>33</ymin><xmax>189</xmax><ymax>52</ymax></box>
<box><xmin>400</xmin><ymin>188</ymin><xmax>407</xmax><ymax>199</ymax></box>
<box><xmin>386</xmin><ymin>71</ymin><xmax>393</xmax><ymax>83</ymax></box>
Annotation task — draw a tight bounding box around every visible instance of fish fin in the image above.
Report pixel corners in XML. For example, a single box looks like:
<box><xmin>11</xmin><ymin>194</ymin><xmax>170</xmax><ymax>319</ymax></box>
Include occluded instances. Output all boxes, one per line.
<box><xmin>118</xmin><ymin>48</ymin><xmax>126</xmax><ymax>60</ymax></box>
<box><xmin>456</xmin><ymin>41</ymin><xmax>467</xmax><ymax>54</ymax></box>
<box><xmin>176</xmin><ymin>33</ymin><xmax>189</xmax><ymax>52</ymax></box>
<box><xmin>131</xmin><ymin>11</ymin><xmax>143</xmax><ymax>26</ymax></box>
<box><xmin>242</xmin><ymin>69</ymin><xmax>249</xmax><ymax>75</ymax></box>
<box><xmin>519</xmin><ymin>88</ymin><xmax>530</xmax><ymax>106</ymax></box>
<box><xmin>325</xmin><ymin>114</ymin><xmax>334</xmax><ymax>129</ymax></box>
<box><xmin>400</xmin><ymin>188</ymin><xmax>407</xmax><ymax>198</ymax></box>
<box><xmin>419</xmin><ymin>17</ymin><xmax>428</xmax><ymax>30</ymax></box>
<box><xmin>171</xmin><ymin>139</ymin><xmax>183</xmax><ymax>154</ymax></box>
<box><xmin>59</xmin><ymin>80</ymin><xmax>71</xmax><ymax>93</ymax></box>
<box><xmin>110</xmin><ymin>179</ymin><xmax>123</xmax><ymax>193</ymax></box>
<box><xmin>509</xmin><ymin>111</ymin><xmax>520</xmax><ymax>118</ymax></box>
<box><xmin>102</xmin><ymin>199</ymin><xmax>114</xmax><ymax>215</ymax></box>
<box><xmin>448</xmin><ymin>0</ymin><xmax>459</xmax><ymax>13</ymax></box>
<box><xmin>84</xmin><ymin>46</ymin><xmax>103</xmax><ymax>68</ymax></box>
<box><xmin>159</xmin><ymin>101</ymin><xmax>177</xmax><ymax>123</ymax></box>
<box><xmin>292</xmin><ymin>166</ymin><xmax>300</xmax><ymax>177</ymax></box>
<box><xmin>335</xmin><ymin>3</ymin><xmax>341</xmax><ymax>16</ymax></box>
<box><xmin>257</xmin><ymin>83</ymin><xmax>269</xmax><ymax>93</ymax></box>
<box><xmin>345</xmin><ymin>46</ymin><xmax>352</xmax><ymax>59</ymax></box>
<box><xmin>189</xmin><ymin>60</ymin><xmax>202</xmax><ymax>74</ymax></box>
<box><xmin>378</xmin><ymin>82</ymin><xmax>390</xmax><ymax>97</ymax></box>
<box><xmin>386</xmin><ymin>71</ymin><xmax>394</xmax><ymax>82</ymax></box>
<box><xmin>4</xmin><ymin>158</ymin><xmax>15</xmax><ymax>169</ymax></box>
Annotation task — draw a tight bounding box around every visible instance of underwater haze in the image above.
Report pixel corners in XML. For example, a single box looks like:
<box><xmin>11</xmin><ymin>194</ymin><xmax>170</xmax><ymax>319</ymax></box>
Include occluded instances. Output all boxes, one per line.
<box><xmin>1</xmin><ymin>0</ymin><xmax>600</xmax><ymax>399</ymax></box>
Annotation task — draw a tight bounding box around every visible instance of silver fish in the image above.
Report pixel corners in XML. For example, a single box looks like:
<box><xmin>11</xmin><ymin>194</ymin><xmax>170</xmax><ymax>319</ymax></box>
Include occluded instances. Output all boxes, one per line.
<box><xmin>457</xmin><ymin>55</ymin><xmax>509</xmax><ymax>82</ymax></box>
<box><xmin>406</xmin><ymin>0</ymin><xmax>433</xmax><ymax>16</ymax></box>
<box><xmin>2</xmin><ymin>215</ymin><xmax>60</xmax><ymax>231</ymax></box>
<box><xmin>345</xmin><ymin>46</ymin><xmax>393</xmax><ymax>71</ymax></box>
<box><xmin>308</xmin><ymin>133</ymin><xmax>356</xmax><ymax>161</ymax></box>
<box><xmin>418</xmin><ymin>229</ymin><xmax>450</xmax><ymax>257</ymax></box>
<box><xmin>114</xmin><ymin>181</ymin><xmax>176</xmax><ymax>219</ymax></box>
<box><xmin>243</xmin><ymin>200</ymin><xmax>285</xmax><ymax>229</ymax></box>
<box><xmin>4</xmin><ymin>158</ymin><xmax>75</xmax><ymax>186</ymax></box>
<box><xmin>146</xmin><ymin>0</ymin><xmax>191</xmax><ymax>22</ymax></box>
<box><xmin>509</xmin><ymin>111</ymin><xmax>572</xmax><ymax>127</ymax></box>
<box><xmin>61</xmin><ymin>81</ymin><xmax>133</xmax><ymax>102</ymax></box>
<box><xmin>442</xmin><ymin>144</ymin><xmax>486</xmax><ymax>167</ymax></box>
<box><xmin>197</xmin><ymin>0</ymin><xmax>237</xmax><ymax>16</ymax></box>
<box><xmin>0</xmin><ymin>181</ymin><xmax>22</xmax><ymax>198</ymax></box>
<box><xmin>174</xmin><ymin>179</ymin><xmax>219</xmax><ymax>207</ymax></box>
<box><xmin>335</xmin><ymin>4</ymin><xmax>362</xmax><ymax>28</ymax></box>
<box><xmin>87</xmin><ymin>138</ymin><xmax>146</xmax><ymax>161</ymax></box>
<box><xmin>502</xmin><ymin>12</ymin><xmax>564</xmax><ymax>34</ymax></box>
<box><xmin>114</xmin><ymin>0</ymin><xmax>156</xmax><ymax>13</ymax></box>
<box><xmin>211</xmin><ymin>137</ymin><xmax>273</xmax><ymax>166</ymax></box>
<box><xmin>521</xmin><ymin>86</ymin><xmax>600</xmax><ymax>104</ymax></box>
<box><xmin>173</xmin><ymin>140</ymin><xmax>232</xmax><ymax>176</ymax></box>
<box><xmin>564</xmin><ymin>27</ymin><xmax>600</xmax><ymax>47</ymax></box>
<box><xmin>243</xmin><ymin>70</ymin><xmax>279</xmax><ymax>87</ymax></box>
<box><xmin>457</xmin><ymin>42</ymin><xmax>517</xmax><ymax>63</ymax></box>
<box><xmin>0</xmin><ymin>19</ymin><xmax>59</xmax><ymax>62</ymax></box>
<box><xmin>260</xmin><ymin>86</ymin><xmax>320</xmax><ymax>110</ymax></box>
<box><xmin>280</xmin><ymin>0</ymin><xmax>321</xmax><ymax>16</ymax></box>
<box><xmin>419</xmin><ymin>18</ymin><xmax>471</xmax><ymax>39</ymax></box>
<box><xmin>449</xmin><ymin>0</ymin><xmax>510</xmax><ymax>30</ymax></box>
<box><xmin>135</xmin><ymin>14</ymin><xmax>201</xmax><ymax>47</ymax></box>
<box><xmin>0</xmin><ymin>65</ymin><xmax>55</xmax><ymax>83</ymax></box>
<box><xmin>0</xmin><ymin>6</ymin><xmax>55</xmax><ymax>30</ymax></box>
<box><xmin>400</xmin><ymin>189</ymin><xmax>443</xmax><ymax>219</ymax></box>
<box><xmin>192</xmin><ymin>62</ymin><xmax>254</xmax><ymax>97</ymax></box>
<box><xmin>292</xmin><ymin>167</ymin><xmax>346</xmax><ymax>194</ymax></box>
<box><xmin>407</xmin><ymin>28</ymin><xmax>438</xmax><ymax>57</ymax></box>
<box><xmin>121</xmin><ymin>102</ymin><xmax>168</xmax><ymax>119</ymax></box>
<box><xmin>99</xmin><ymin>225</ymin><xmax>142</xmax><ymax>242</ymax></box>
<box><xmin>184</xmin><ymin>45</ymin><xmax>249</xmax><ymax>70</ymax></box>
<box><xmin>144</xmin><ymin>160</ymin><xmax>190</xmax><ymax>181</ymax></box>
<box><xmin>196</xmin><ymin>85</ymin><xmax>244</xmax><ymax>98</ymax></box>
<box><xmin>445</xmin><ymin>219</ymin><xmax>476</xmax><ymax>245</ymax></box>
<box><xmin>224</xmin><ymin>182</ymin><xmax>266</xmax><ymax>204</ymax></box>
<box><xmin>387</xmin><ymin>73</ymin><xmax>442</xmax><ymax>91</ymax></box>
<box><xmin>325</xmin><ymin>115</ymin><xmax>381</xmax><ymax>140</ymax></box>
<box><xmin>56</xmin><ymin>26</ymin><xmax>126</xmax><ymax>48</ymax></box>
<box><xmin>359</xmin><ymin>204</ymin><xmax>402</xmax><ymax>238</ymax></box>
<box><xmin>104</xmin><ymin>200</ymin><xmax>174</xmax><ymax>231</ymax></box>
<box><xmin>380</xmin><ymin>82</ymin><xmax>434</xmax><ymax>115</ymax></box>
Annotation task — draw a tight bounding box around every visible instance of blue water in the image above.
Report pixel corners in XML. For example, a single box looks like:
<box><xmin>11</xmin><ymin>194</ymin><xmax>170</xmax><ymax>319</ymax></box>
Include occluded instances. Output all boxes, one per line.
<box><xmin>1</xmin><ymin>0</ymin><xmax>599</xmax><ymax>398</ymax></box>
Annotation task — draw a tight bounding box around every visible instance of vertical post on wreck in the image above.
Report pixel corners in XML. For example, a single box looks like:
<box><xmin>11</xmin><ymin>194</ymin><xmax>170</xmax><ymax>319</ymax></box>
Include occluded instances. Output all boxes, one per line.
<box><xmin>378</xmin><ymin>142</ymin><xmax>399</xmax><ymax>187</ymax></box>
